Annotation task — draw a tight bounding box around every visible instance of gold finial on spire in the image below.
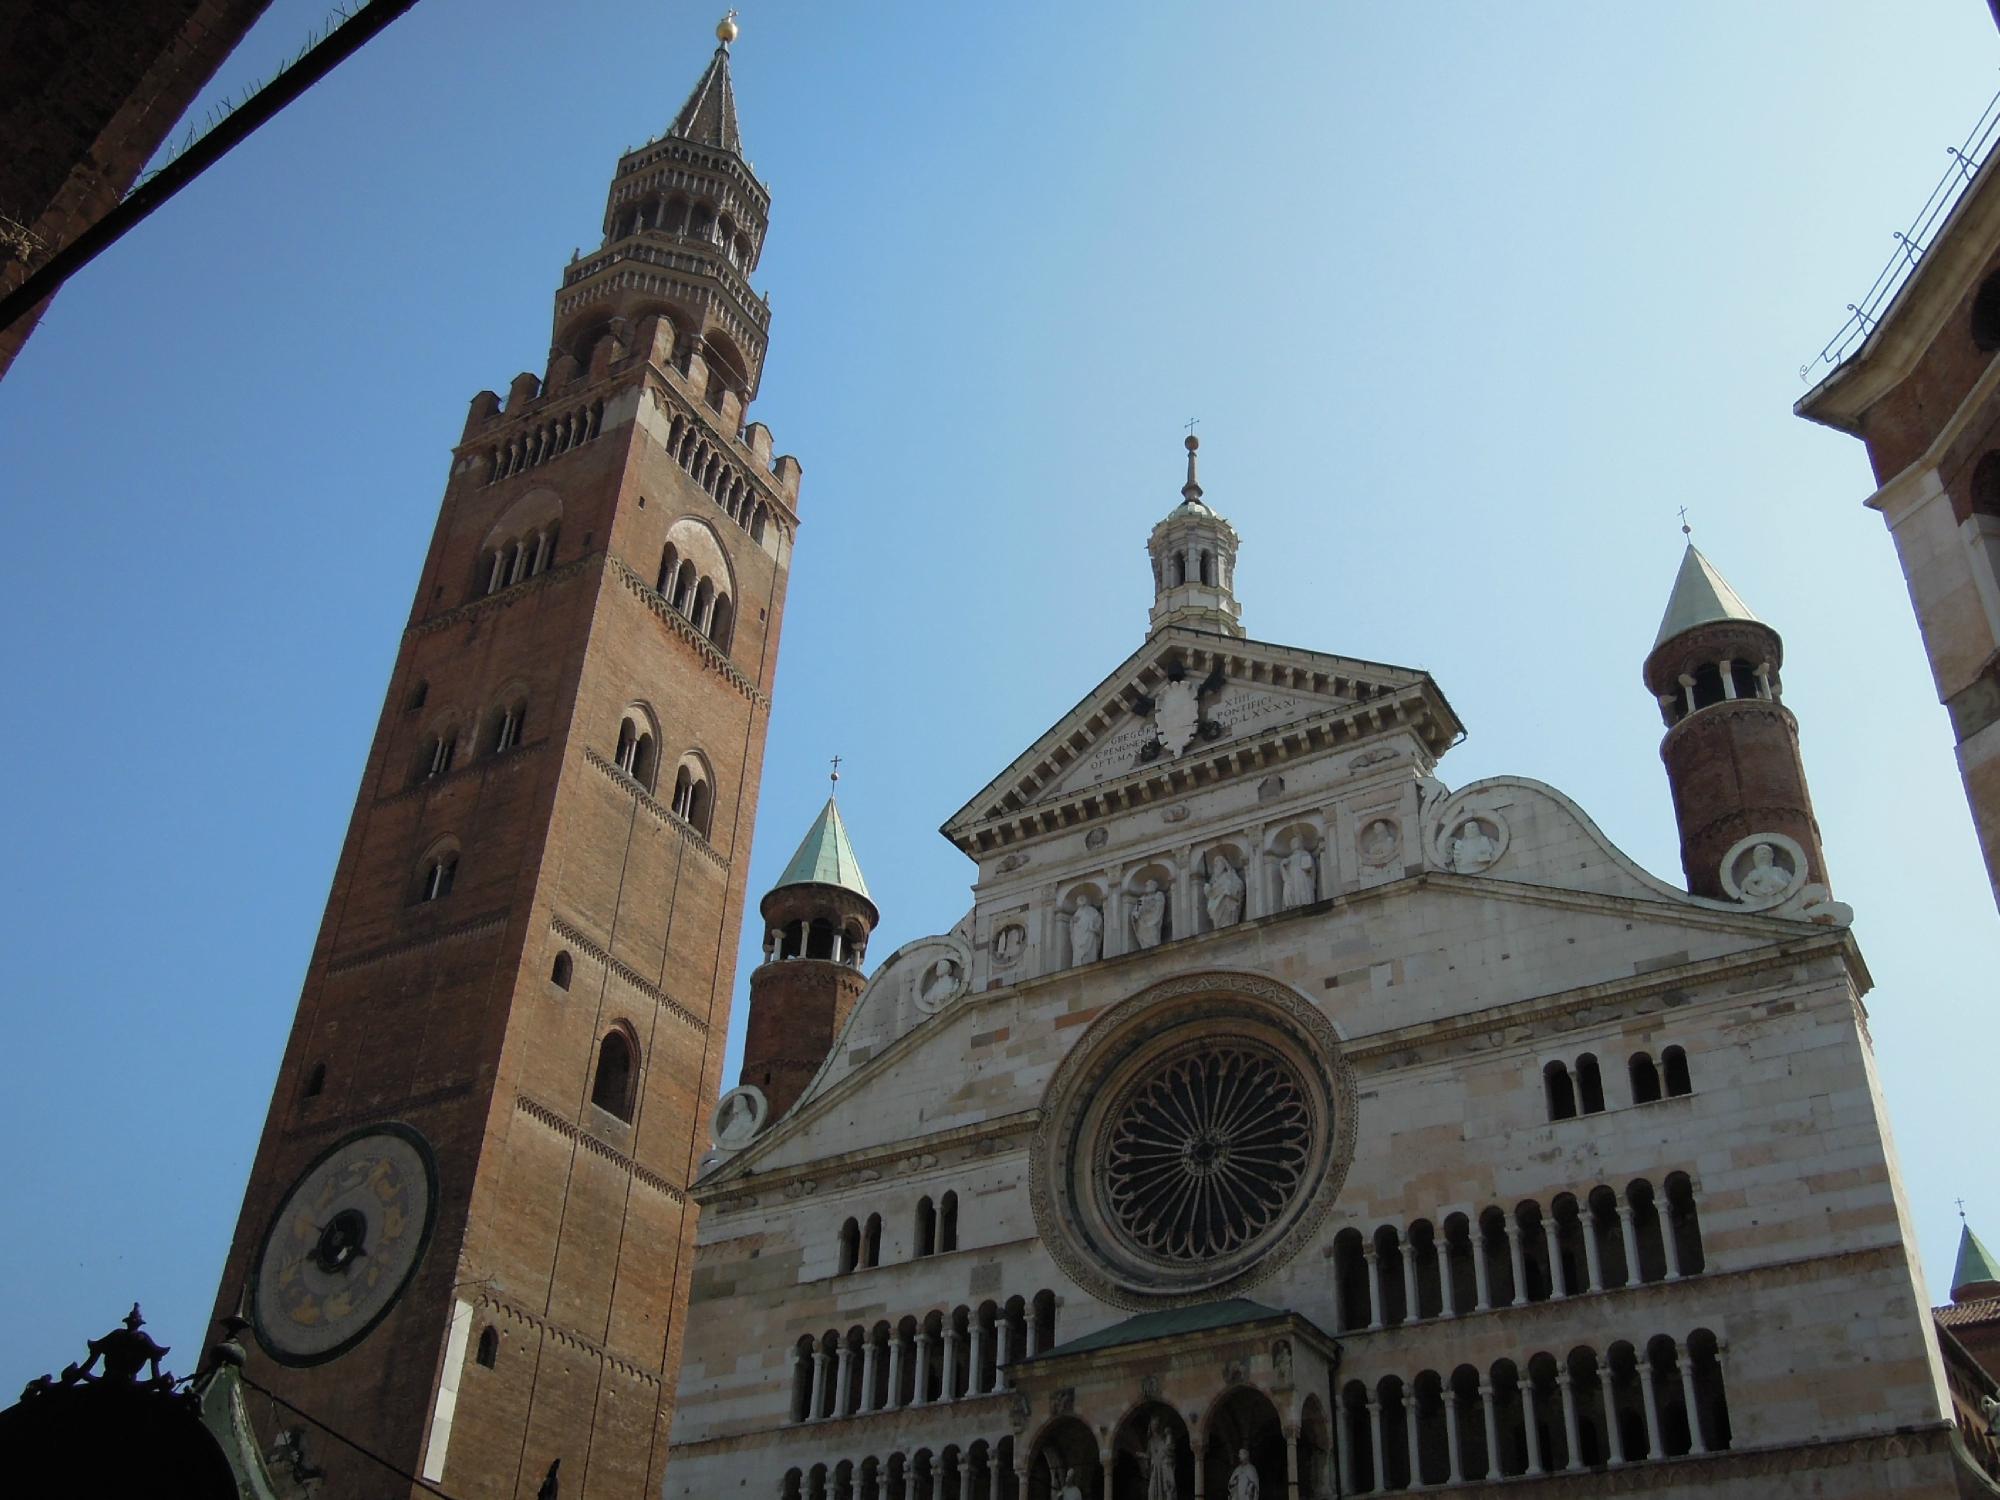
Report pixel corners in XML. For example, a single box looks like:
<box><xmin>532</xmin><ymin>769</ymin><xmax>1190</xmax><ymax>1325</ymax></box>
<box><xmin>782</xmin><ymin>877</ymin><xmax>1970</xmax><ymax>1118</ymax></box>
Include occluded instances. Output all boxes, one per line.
<box><xmin>716</xmin><ymin>9</ymin><xmax>740</xmax><ymax>45</ymax></box>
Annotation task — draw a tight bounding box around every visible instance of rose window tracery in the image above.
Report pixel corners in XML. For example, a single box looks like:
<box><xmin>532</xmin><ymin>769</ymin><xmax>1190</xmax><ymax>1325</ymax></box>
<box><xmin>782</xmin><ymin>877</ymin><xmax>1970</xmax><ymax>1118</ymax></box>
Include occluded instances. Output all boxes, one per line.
<box><xmin>1031</xmin><ymin>977</ymin><xmax>1356</xmax><ymax>1309</ymax></box>
<box><xmin>1102</xmin><ymin>1046</ymin><xmax>1311</xmax><ymax>1261</ymax></box>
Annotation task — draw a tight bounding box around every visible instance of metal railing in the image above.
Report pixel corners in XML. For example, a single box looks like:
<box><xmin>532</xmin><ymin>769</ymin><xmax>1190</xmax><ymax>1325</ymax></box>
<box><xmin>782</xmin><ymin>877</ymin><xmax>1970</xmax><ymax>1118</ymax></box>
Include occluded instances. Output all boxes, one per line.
<box><xmin>1802</xmin><ymin>85</ymin><xmax>2000</xmax><ymax>382</ymax></box>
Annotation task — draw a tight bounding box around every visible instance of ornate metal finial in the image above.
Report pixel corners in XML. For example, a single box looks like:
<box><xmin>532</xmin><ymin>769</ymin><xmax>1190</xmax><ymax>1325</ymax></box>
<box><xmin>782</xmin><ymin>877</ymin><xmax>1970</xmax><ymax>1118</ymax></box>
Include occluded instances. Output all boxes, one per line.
<box><xmin>716</xmin><ymin>9</ymin><xmax>739</xmax><ymax>46</ymax></box>
<box><xmin>1960</xmin><ymin>1197</ymin><xmax>1970</xmax><ymax>1222</ymax></box>
<box><xmin>1679</xmin><ymin>505</ymin><xmax>1692</xmax><ymax>539</ymax></box>
<box><xmin>1182</xmin><ymin>426</ymin><xmax>1202</xmax><ymax>504</ymax></box>
<box><xmin>829</xmin><ymin>753</ymin><xmax>841</xmax><ymax>788</ymax></box>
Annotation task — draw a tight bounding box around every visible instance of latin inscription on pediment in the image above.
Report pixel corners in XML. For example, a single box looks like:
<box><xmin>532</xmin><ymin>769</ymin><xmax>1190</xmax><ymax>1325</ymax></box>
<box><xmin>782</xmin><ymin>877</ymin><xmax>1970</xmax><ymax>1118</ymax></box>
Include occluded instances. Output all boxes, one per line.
<box><xmin>1049</xmin><ymin>688</ymin><xmax>1331</xmax><ymax>798</ymax></box>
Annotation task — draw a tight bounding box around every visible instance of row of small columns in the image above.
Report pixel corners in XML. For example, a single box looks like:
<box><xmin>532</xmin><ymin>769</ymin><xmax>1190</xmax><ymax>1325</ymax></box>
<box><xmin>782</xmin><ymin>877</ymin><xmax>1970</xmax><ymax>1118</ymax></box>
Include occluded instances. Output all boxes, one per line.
<box><xmin>1662</xmin><ymin>661</ymin><xmax>1773</xmax><ymax>719</ymax></box>
<box><xmin>1337</xmin><ymin>1341</ymin><xmax>1718</xmax><ymax>1492</ymax></box>
<box><xmin>1343</xmin><ymin>1190</ymin><xmax>1683</xmax><ymax>1333</ymax></box>
<box><xmin>801</xmin><ymin>1317</ymin><xmax>1050</xmax><ymax>1421</ymax></box>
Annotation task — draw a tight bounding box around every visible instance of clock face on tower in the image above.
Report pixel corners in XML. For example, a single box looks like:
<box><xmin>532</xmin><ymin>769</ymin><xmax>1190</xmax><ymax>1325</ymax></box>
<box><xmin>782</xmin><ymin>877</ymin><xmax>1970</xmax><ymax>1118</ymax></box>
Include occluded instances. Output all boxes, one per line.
<box><xmin>249</xmin><ymin>1123</ymin><xmax>438</xmax><ymax>1366</ymax></box>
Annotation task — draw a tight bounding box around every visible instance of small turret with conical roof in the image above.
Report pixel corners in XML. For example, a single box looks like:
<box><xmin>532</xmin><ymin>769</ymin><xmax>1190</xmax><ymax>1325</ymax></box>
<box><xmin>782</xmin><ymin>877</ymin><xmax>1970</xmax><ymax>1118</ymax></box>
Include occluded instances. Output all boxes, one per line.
<box><xmin>738</xmin><ymin>775</ymin><xmax>878</xmax><ymax>1121</ymax></box>
<box><xmin>1643</xmin><ymin>541</ymin><xmax>1828</xmax><ymax>899</ymax></box>
<box><xmin>1954</xmin><ymin>1222</ymin><xmax>2000</xmax><ymax>1305</ymax></box>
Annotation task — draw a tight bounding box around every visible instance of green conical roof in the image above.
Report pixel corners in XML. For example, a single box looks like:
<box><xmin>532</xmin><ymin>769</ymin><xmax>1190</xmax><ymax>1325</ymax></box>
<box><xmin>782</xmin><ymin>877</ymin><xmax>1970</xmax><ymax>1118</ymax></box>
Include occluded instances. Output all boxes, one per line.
<box><xmin>1953</xmin><ymin>1223</ymin><xmax>2000</xmax><ymax>1300</ymax></box>
<box><xmin>1653</xmin><ymin>544</ymin><xmax>1762</xmax><ymax>650</ymax></box>
<box><xmin>774</xmin><ymin>796</ymin><xmax>871</xmax><ymax>902</ymax></box>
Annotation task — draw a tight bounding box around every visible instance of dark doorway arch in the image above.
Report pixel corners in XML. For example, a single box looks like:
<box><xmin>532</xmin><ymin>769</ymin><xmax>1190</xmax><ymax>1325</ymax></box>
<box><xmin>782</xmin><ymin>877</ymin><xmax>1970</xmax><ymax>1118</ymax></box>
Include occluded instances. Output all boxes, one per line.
<box><xmin>1201</xmin><ymin>1387</ymin><xmax>1285</xmax><ymax>1500</ymax></box>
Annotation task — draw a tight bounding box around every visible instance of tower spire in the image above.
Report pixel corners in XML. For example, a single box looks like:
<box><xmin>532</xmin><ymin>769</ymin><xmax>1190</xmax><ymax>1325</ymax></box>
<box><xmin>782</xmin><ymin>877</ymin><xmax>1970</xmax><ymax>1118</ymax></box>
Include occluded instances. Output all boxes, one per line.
<box><xmin>670</xmin><ymin>16</ymin><xmax>745</xmax><ymax>154</ymax></box>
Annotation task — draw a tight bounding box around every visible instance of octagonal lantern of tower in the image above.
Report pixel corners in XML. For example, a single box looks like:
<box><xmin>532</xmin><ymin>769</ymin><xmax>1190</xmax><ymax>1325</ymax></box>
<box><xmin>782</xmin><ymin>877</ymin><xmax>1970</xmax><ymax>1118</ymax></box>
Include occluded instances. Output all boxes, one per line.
<box><xmin>1147</xmin><ymin>436</ymin><xmax>1243</xmax><ymax>638</ymax></box>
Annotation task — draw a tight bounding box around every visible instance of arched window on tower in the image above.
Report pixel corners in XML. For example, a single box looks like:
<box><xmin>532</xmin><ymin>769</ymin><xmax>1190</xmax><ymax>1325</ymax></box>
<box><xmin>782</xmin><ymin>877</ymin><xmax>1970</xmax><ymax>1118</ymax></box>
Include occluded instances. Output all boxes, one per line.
<box><xmin>304</xmin><ymin>1062</ymin><xmax>326</xmax><ymax>1098</ymax></box>
<box><xmin>672</xmin><ymin>755</ymin><xmax>714</xmax><ymax>837</ymax></box>
<box><xmin>837</xmin><ymin>1218</ymin><xmax>860</xmax><ymax>1276</ymax></box>
<box><xmin>1200</xmin><ymin>549</ymin><xmax>1216</xmax><ymax>585</ymax></box>
<box><xmin>1544</xmin><ymin>1060</ymin><xmax>1577</xmax><ymax>1122</ymax></box>
<box><xmin>862</xmin><ymin>1213</ymin><xmax>882</xmax><ymax>1269</ymax></box>
<box><xmin>1629</xmin><ymin>1051</ymin><xmax>1662</xmax><ymax>1105</ymax></box>
<box><xmin>476</xmin><ymin>1326</ymin><xmax>499</xmax><ymax>1369</ymax></box>
<box><xmin>591</xmin><ymin>1027</ymin><xmax>638</xmax><ymax>1121</ymax></box>
<box><xmin>415</xmin><ymin>841</ymin><xmax>460</xmax><ymax>904</ymax></box>
<box><xmin>657</xmin><ymin>543</ymin><xmax>680</xmax><ymax>596</ymax></box>
<box><xmin>939</xmin><ymin>1192</ymin><xmax>959</xmax><ymax>1253</ymax></box>
<box><xmin>1576</xmin><ymin>1054</ymin><xmax>1606</xmax><ymax>1115</ymax></box>
<box><xmin>1690</xmin><ymin>661</ymin><xmax>1726</xmax><ymax>711</ymax></box>
<box><xmin>915</xmin><ymin>1196</ymin><xmax>937</xmax><ymax>1258</ymax></box>
<box><xmin>550</xmin><ymin>951</ymin><xmax>573</xmax><ymax>990</ymax></box>
<box><xmin>709</xmin><ymin>592</ymin><xmax>735</xmax><ymax>652</ymax></box>
<box><xmin>614</xmin><ymin>713</ymin><xmax>658</xmax><ymax>791</ymax></box>
<box><xmin>1663</xmin><ymin>1045</ymin><xmax>1694</xmax><ymax>1098</ymax></box>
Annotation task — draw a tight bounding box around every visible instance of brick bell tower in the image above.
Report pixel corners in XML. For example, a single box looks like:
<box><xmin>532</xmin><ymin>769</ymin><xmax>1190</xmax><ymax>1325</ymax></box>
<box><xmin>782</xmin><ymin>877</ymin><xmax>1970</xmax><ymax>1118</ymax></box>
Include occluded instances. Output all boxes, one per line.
<box><xmin>739</xmin><ymin>778</ymin><xmax>877</xmax><ymax>1120</ymax></box>
<box><xmin>1643</xmin><ymin>542</ymin><xmax>1828</xmax><ymax>899</ymax></box>
<box><xmin>205</xmin><ymin>18</ymin><xmax>802</xmax><ymax>1498</ymax></box>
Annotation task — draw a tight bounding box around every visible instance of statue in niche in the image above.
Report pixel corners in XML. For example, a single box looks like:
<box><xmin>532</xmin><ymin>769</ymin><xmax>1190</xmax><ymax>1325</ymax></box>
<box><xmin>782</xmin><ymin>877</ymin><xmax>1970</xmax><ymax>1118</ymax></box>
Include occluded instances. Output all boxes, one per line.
<box><xmin>1279</xmin><ymin>835</ymin><xmax>1317</xmax><ymax>909</ymax></box>
<box><xmin>1448</xmin><ymin>817</ymin><xmax>1500</xmax><ymax>873</ymax></box>
<box><xmin>1739</xmin><ymin>842</ymin><xmax>1793</xmax><ymax>898</ymax></box>
<box><xmin>1132</xmin><ymin>881</ymin><xmax>1168</xmax><ymax>949</ymax></box>
<box><xmin>994</xmin><ymin>923</ymin><xmax>1026</xmax><ymax>967</ymax></box>
<box><xmin>1204</xmin><ymin>854</ymin><xmax>1243</xmax><ymax>928</ymax></box>
<box><xmin>1052</xmin><ymin>1466</ymin><xmax>1084</xmax><ymax>1500</ymax></box>
<box><xmin>920</xmin><ymin>957</ymin><xmax>962</xmax><ymax>1008</ymax></box>
<box><xmin>1145</xmin><ymin>1417</ymin><xmax>1178</xmax><ymax>1500</ymax></box>
<box><xmin>1070</xmin><ymin>901</ymin><xmax>1103</xmax><ymax>964</ymax></box>
<box><xmin>1271</xmin><ymin>1337</ymin><xmax>1293</xmax><ymax>1387</ymax></box>
<box><xmin>1227</xmin><ymin>1450</ymin><xmax>1259</xmax><ymax>1500</ymax></box>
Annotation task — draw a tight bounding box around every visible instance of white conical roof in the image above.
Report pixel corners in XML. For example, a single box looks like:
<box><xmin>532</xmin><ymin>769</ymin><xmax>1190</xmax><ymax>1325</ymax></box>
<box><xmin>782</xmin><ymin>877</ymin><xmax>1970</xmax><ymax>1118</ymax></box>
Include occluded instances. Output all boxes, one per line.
<box><xmin>1653</xmin><ymin>545</ymin><xmax>1761</xmax><ymax>650</ymax></box>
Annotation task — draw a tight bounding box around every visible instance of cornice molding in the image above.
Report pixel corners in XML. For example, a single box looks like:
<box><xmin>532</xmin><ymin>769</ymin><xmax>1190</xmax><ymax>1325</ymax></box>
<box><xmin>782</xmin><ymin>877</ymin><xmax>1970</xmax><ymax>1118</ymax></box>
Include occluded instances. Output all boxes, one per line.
<box><xmin>323</xmin><ymin>910</ymin><xmax>509</xmax><ymax>977</ymax></box>
<box><xmin>582</xmin><ymin>746</ymin><xmax>731</xmax><ymax>871</ymax></box>
<box><xmin>548</xmin><ymin>912</ymin><xmax>708</xmax><ymax>1035</ymax></box>
<box><xmin>472</xmin><ymin>1288</ymin><xmax>661</xmax><ymax>1387</ymax></box>
<box><xmin>512</xmin><ymin>1092</ymin><xmax>687</xmax><ymax>1205</ymax></box>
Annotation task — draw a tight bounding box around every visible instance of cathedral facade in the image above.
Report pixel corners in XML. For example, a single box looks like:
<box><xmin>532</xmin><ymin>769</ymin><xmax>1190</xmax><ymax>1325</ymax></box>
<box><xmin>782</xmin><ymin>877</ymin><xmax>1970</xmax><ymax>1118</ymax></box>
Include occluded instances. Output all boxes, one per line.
<box><xmin>667</xmin><ymin>443</ymin><xmax>1979</xmax><ymax>1497</ymax></box>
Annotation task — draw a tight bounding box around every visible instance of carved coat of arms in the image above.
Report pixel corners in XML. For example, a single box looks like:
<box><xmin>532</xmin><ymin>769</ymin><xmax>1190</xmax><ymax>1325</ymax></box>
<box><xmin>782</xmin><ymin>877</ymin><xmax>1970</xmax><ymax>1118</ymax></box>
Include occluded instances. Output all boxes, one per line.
<box><xmin>1153</xmin><ymin>679</ymin><xmax>1200</xmax><ymax>758</ymax></box>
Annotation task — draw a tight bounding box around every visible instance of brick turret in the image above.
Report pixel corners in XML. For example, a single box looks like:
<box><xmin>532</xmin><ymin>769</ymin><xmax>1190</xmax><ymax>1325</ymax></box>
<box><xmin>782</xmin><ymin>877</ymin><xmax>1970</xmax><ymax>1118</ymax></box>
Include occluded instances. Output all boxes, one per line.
<box><xmin>742</xmin><ymin>790</ymin><xmax>877</xmax><ymax>1119</ymax></box>
<box><xmin>1643</xmin><ymin>544</ymin><xmax>1828</xmax><ymax>899</ymax></box>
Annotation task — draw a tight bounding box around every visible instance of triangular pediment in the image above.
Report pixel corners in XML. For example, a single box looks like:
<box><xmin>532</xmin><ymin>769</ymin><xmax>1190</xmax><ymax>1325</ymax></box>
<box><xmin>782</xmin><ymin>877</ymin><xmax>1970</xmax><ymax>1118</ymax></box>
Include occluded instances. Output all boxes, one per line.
<box><xmin>941</xmin><ymin>627</ymin><xmax>1462</xmax><ymax>854</ymax></box>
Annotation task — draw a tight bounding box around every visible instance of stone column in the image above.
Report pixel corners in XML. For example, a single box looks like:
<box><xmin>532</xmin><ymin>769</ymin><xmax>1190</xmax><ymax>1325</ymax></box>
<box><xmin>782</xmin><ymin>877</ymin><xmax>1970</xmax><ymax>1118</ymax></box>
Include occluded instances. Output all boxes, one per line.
<box><xmin>912</xmin><ymin>1334</ymin><xmax>931</xmax><ymax>1406</ymax></box>
<box><xmin>1523</xmin><ymin>1388</ymin><xmax>1546</xmax><ymax>1477</ymax></box>
<box><xmin>810</xmin><ymin>1351</ymin><xmax>828</xmax><ymax>1420</ymax></box>
<box><xmin>1661</xmin><ymin>1205</ymin><xmax>1684</xmax><ymax>1281</ymax></box>
<box><xmin>997</xmin><ymin>1317</ymin><xmax>1014</xmax><ymax>1370</ymax></box>
<box><xmin>1477</xmin><ymin>1381</ymin><xmax>1501</xmax><ymax>1481</ymax></box>
<box><xmin>969</xmin><ymin>1321</ymin><xmax>987</xmax><ymax>1395</ymax></box>
<box><xmin>1337</xmin><ymin>1403</ymin><xmax>1356</xmax><ymax>1494</ymax></box>
<box><xmin>887</xmin><ymin>1336</ymin><xmax>905</xmax><ymax>1410</ymax></box>
<box><xmin>1173</xmin><ymin>844</ymin><xmax>1197</xmax><ymax>939</ymax></box>
<box><xmin>1542</xmin><ymin>1218</ymin><xmax>1566</xmax><ymax>1298</ymax></box>
<box><xmin>941</xmin><ymin>1327</ymin><xmax>959</xmax><ymax>1401</ymax></box>
<box><xmin>1637</xmin><ymin>1359</ymin><xmax>1664</xmax><ymax>1458</ymax></box>
<box><xmin>1438</xmin><ymin>1225</ymin><xmax>1457</xmax><ymax>1318</ymax></box>
<box><xmin>861</xmin><ymin>1337</ymin><xmax>880</xmax><ymax>1413</ymax></box>
<box><xmin>1401</xmin><ymin>1247</ymin><xmax>1422</xmax><ymax>1324</ymax></box>
<box><xmin>1027</xmin><ymin>1316</ymin><xmax>1045</xmax><ymax>1358</ymax></box>
<box><xmin>1505</xmin><ymin>1217</ymin><xmax>1528</xmax><ymax>1306</ymax></box>
<box><xmin>835</xmin><ymin>1342</ymin><xmax>854</xmax><ymax>1417</ymax></box>
<box><xmin>1404</xmin><ymin>1399</ymin><xmax>1424</xmax><ymax>1491</ymax></box>
<box><xmin>792</xmin><ymin>1345</ymin><xmax>810</xmax><ymax>1422</ymax></box>
<box><xmin>1364</xmin><ymin>1245</ymin><xmax>1385</xmax><ymax>1330</ymax></box>
<box><xmin>1581</xmin><ymin>1214</ymin><xmax>1605</xmax><ymax>1294</ymax></box>
<box><xmin>1616</xmin><ymin>1199</ymin><xmax>1642</xmax><ymax>1286</ymax></box>
<box><xmin>1245</xmin><ymin>824</ymin><xmax>1269</xmax><ymax>918</ymax></box>
<box><xmin>1677</xmin><ymin>1347</ymin><xmax>1708</xmax><ymax>1454</ymax></box>
<box><xmin>1471</xmin><ymin>1229</ymin><xmax>1493</xmax><ymax>1313</ymax></box>
<box><xmin>1285</xmin><ymin>1425</ymin><xmax>1301</xmax><ymax>1499</ymax></box>
<box><xmin>1442</xmin><ymin>1390</ymin><xmax>1464</xmax><ymax>1485</ymax></box>
<box><xmin>1556</xmin><ymin>1372</ymin><xmax>1582</xmax><ymax>1473</ymax></box>
<box><xmin>1678</xmin><ymin>673</ymin><xmax>1696</xmax><ymax>717</ymax></box>
<box><xmin>1600</xmin><ymin>1354</ymin><xmax>1626</xmax><ymax>1467</ymax></box>
<box><xmin>1367</xmin><ymin>1399</ymin><xmax>1385</xmax><ymax>1491</ymax></box>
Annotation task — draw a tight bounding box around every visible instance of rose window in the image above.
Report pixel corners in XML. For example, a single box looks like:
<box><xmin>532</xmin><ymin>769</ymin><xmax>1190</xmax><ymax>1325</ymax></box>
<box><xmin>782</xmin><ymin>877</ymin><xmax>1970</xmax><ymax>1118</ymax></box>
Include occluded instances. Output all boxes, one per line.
<box><xmin>1102</xmin><ymin>1047</ymin><xmax>1311</xmax><ymax>1261</ymax></box>
<box><xmin>1032</xmin><ymin>980</ymin><xmax>1356</xmax><ymax>1308</ymax></box>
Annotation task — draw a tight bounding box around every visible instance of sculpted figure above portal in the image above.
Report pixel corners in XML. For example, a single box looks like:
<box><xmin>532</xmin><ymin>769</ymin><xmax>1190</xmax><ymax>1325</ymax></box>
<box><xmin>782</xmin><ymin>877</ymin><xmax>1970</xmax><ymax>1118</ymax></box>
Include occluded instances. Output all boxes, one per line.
<box><xmin>1070</xmin><ymin>900</ymin><xmax>1103</xmax><ymax>964</ymax></box>
<box><xmin>1132</xmin><ymin>881</ymin><xmax>1168</xmax><ymax>948</ymax></box>
<box><xmin>1279</xmin><ymin>836</ymin><xmax>1317</xmax><ymax>909</ymax></box>
<box><xmin>1204</xmin><ymin>854</ymin><xmax>1243</xmax><ymax>928</ymax></box>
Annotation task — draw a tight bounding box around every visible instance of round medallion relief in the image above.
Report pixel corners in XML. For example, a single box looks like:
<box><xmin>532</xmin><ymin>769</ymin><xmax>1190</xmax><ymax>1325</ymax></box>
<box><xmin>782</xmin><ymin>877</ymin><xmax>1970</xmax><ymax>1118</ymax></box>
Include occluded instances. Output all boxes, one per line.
<box><xmin>1031</xmin><ymin>974</ymin><xmax>1355</xmax><ymax>1308</ymax></box>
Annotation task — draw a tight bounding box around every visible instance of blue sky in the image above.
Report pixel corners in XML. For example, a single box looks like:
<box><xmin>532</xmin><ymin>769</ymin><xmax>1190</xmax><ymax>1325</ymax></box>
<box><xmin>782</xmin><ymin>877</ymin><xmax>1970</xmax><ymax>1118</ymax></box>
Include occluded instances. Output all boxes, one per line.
<box><xmin>2</xmin><ymin>0</ymin><xmax>1996</xmax><ymax>1391</ymax></box>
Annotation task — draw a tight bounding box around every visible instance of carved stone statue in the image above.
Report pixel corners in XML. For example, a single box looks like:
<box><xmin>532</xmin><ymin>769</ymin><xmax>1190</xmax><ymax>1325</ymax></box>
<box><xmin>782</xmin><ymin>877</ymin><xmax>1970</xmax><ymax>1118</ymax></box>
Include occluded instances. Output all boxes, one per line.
<box><xmin>1227</xmin><ymin>1450</ymin><xmax>1259</xmax><ymax>1500</ymax></box>
<box><xmin>1271</xmin><ymin>1337</ymin><xmax>1293</xmax><ymax>1387</ymax></box>
<box><xmin>1739</xmin><ymin>842</ymin><xmax>1792</xmax><ymax>898</ymax></box>
<box><xmin>1070</xmin><ymin>901</ymin><xmax>1102</xmax><ymax>964</ymax></box>
<box><xmin>1051</xmin><ymin>1463</ymin><xmax>1084</xmax><ymax>1500</ymax></box>
<box><xmin>1145</xmin><ymin>1417</ymin><xmax>1177</xmax><ymax>1500</ymax></box>
<box><xmin>1448</xmin><ymin>818</ymin><xmax>1499</xmax><ymax>873</ymax></box>
<box><xmin>920</xmin><ymin>957</ymin><xmax>961</xmax><ymax>1008</ymax></box>
<box><xmin>1278</xmin><ymin>836</ymin><xmax>1317</xmax><ymax>909</ymax></box>
<box><xmin>994</xmin><ymin>923</ymin><xmax>1026</xmax><ymax>966</ymax></box>
<box><xmin>1203</xmin><ymin>854</ymin><xmax>1243</xmax><ymax>928</ymax></box>
<box><xmin>1132</xmin><ymin>881</ymin><xmax>1168</xmax><ymax>949</ymax></box>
